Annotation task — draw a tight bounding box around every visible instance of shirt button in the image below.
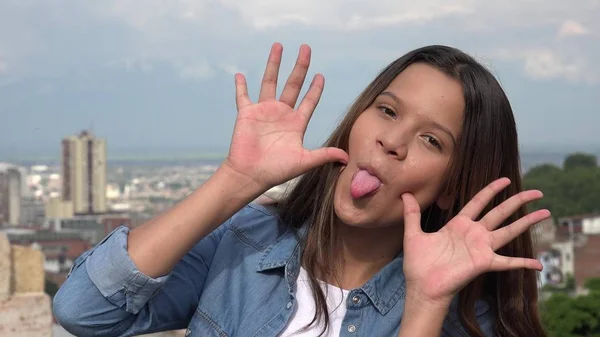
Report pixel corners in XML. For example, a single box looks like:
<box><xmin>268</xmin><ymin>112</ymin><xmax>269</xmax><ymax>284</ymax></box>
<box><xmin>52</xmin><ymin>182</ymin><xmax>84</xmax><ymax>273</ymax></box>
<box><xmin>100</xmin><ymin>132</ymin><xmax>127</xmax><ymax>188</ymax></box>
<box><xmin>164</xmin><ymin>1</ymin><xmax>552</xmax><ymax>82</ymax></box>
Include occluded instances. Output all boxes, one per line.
<box><xmin>347</xmin><ymin>324</ymin><xmax>356</xmax><ymax>333</ymax></box>
<box><xmin>185</xmin><ymin>329</ymin><xmax>192</xmax><ymax>336</ymax></box>
<box><xmin>352</xmin><ymin>295</ymin><xmax>361</xmax><ymax>304</ymax></box>
<box><xmin>286</xmin><ymin>301</ymin><xmax>293</xmax><ymax>309</ymax></box>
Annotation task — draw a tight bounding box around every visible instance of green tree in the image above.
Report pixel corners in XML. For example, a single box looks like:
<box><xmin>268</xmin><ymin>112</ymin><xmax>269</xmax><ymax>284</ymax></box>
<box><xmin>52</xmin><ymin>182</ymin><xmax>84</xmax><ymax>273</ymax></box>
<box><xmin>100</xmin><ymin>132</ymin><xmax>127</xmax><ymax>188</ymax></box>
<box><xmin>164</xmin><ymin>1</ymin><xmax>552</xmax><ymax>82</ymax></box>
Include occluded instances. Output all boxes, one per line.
<box><xmin>524</xmin><ymin>153</ymin><xmax>600</xmax><ymax>219</ymax></box>
<box><xmin>564</xmin><ymin>152</ymin><xmax>598</xmax><ymax>170</ymax></box>
<box><xmin>527</xmin><ymin>164</ymin><xmax>563</xmax><ymax>177</ymax></box>
<box><xmin>585</xmin><ymin>278</ymin><xmax>600</xmax><ymax>293</ymax></box>
<box><xmin>541</xmin><ymin>292</ymin><xmax>600</xmax><ymax>336</ymax></box>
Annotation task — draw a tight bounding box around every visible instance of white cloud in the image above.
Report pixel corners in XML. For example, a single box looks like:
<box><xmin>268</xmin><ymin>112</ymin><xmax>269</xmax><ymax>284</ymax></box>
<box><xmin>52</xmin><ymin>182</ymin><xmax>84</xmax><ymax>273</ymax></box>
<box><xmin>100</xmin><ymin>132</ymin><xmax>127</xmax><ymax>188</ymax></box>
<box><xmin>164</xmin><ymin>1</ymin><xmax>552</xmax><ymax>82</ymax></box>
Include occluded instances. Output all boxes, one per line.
<box><xmin>219</xmin><ymin>63</ymin><xmax>243</xmax><ymax>75</ymax></box>
<box><xmin>109</xmin><ymin>58</ymin><xmax>154</xmax><ymax>73</ymax></box>
<box><xmin>178</xmin><ymin>60</ymin><xmax>214</xmax><ymax>80</ymax></box>
<box><xmin>493</xmin><ymin>48</ymin><xmax>596</xmax><ymax>83</ymax></box>
<box><xmin>0</xmin><ymin>0</ymin><xmax>598</xmax><ymax>84</ymax></box>
<box><xmin>220</xmin><ymin>0</ymin><xmax>476</xmax><ymax>30</ymax></box>
<box><xmin>106</xmin><ymin>0</ymin><xmax>595</xmax><ymax>33</ymax></box>
<box><xmin>91</xmin><ymin>0</ymin><xmax>599</xmax><ymax>84</ymax></box>
<box><xmin>94</xmin><ymin>0</ymin><xmax>211</xmax><ymax>29</ymax></box>
<box><xmin>558</xmin><ymin>20</ymin><xmax>590</xmax><ymax>38</ymax></box>
<box><xmin>523</xmin><ymin>50</ymin><xmax>580</xmax><ymax>80</ymax></box>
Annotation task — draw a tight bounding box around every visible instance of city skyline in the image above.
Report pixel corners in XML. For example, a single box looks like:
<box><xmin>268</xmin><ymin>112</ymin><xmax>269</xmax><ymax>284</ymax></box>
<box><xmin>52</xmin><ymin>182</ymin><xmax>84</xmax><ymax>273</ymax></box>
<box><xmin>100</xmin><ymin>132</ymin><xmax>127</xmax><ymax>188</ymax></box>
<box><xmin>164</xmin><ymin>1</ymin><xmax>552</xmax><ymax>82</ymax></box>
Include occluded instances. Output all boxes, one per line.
<box><xmin>2</xmin><ymin>128</ymin><xmax>600</xmax><ymax>163</ymax></box>
<box><xmin>0</xmin><ymin>163</ymin><xmax>21</xmax><ymax>225</ymax></box>
<box><xmin>60</xmin><ymin>130</ymin><xmax>107</xmax><ymax>214</ymax></box>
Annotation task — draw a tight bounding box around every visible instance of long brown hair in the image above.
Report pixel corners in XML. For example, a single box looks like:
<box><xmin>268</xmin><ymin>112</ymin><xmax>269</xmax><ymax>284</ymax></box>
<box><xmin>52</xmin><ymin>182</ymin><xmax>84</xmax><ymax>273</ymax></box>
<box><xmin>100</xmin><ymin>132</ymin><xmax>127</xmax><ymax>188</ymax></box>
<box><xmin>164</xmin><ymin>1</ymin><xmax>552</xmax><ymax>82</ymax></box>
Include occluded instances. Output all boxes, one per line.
<box><xmin>274</xmin><ymin>45</ymin><xmax>546</xmax><ymax>337</ymax></box>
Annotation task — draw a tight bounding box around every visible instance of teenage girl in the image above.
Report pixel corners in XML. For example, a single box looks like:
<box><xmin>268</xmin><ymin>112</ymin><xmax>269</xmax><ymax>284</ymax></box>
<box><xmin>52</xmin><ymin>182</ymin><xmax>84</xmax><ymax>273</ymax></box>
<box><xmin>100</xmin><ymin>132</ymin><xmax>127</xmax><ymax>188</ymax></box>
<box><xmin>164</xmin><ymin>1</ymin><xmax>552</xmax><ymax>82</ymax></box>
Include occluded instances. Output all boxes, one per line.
<box><xmin>53</xmin><ymin>43</ymin><xmax>549</xmax><ymax>337</ymax></box>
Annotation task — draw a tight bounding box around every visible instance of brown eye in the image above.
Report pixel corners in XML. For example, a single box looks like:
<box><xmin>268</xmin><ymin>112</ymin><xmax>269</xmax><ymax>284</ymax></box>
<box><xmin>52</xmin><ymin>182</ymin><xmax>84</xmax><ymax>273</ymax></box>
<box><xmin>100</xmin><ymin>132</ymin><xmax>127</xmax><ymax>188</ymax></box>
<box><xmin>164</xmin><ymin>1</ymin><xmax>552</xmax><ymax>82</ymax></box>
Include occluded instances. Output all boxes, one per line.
<box><xmin>424</xmin><ymin>135</ymin><xmax>442</xmax><ymax>150</ymax></box>
<box><xmin>378</xmin><ymin>106</ymin><xmax>396</xmax><ymax>119</ymax></box>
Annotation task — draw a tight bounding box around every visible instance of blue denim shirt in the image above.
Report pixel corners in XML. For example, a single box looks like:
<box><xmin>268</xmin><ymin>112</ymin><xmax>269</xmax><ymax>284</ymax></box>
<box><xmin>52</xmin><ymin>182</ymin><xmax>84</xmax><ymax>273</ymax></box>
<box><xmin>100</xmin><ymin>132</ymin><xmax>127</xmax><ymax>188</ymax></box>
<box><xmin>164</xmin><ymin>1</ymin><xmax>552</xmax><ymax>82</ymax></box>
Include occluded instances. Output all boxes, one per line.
<box><xmin>53</xmin><ymin>203</ymin><xmax>494</xmax><ymax>337</ymax></box>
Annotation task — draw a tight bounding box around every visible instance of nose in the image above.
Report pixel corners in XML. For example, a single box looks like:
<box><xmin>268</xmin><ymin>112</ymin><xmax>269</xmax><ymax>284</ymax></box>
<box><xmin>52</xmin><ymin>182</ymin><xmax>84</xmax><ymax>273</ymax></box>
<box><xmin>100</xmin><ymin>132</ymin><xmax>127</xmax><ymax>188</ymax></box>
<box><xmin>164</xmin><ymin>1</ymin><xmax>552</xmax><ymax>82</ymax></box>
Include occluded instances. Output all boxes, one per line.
<box><xmin>377</xmin><ymin>133</ymin><xmax>408</xmax><ymax>160</ymax></box>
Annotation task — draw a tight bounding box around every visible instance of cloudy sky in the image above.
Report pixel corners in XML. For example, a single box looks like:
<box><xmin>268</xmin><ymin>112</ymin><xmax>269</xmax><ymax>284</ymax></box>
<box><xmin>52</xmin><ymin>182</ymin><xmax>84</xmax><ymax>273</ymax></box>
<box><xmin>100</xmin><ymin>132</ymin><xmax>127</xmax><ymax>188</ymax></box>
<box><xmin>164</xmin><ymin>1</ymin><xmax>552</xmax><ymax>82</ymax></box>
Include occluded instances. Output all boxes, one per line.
<box><xmin>0</xmin><ymin>0</ymin><xmax>598</xmax><ymax>159</ymax></box>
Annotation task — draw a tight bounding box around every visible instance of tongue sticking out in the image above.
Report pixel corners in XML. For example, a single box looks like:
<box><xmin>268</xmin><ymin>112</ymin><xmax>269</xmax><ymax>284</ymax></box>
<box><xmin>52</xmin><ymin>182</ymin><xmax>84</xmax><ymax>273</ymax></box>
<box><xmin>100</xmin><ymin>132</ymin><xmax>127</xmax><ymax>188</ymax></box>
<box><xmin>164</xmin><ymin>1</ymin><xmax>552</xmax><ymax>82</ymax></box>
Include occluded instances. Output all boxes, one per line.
<box><xmin>350</xmin><ymin>169</ymin><xmax>382</xmax><ymax>199</ymax></box>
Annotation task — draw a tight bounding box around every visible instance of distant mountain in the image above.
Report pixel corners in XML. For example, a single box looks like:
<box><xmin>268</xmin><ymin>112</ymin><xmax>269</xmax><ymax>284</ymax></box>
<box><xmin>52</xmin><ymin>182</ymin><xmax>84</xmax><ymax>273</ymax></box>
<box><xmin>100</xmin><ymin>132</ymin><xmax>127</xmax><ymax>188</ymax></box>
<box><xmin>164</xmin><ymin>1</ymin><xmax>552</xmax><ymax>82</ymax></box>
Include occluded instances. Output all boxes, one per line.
<box><xmin>1</xmin><ymin>145</ymin><xmax>598</xmax><ymax>172</ymax></box>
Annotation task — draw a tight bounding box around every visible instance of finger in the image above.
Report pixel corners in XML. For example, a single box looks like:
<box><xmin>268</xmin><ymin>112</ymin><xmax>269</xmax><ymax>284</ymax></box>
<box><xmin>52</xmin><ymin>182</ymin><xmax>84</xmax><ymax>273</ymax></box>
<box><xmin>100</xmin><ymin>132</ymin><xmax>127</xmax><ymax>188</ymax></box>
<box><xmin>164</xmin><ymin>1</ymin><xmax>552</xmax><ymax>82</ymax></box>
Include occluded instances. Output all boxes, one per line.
<box><xmin>235</xmin><ymin>73</ymin><xmax>252</xmax><ymax>110</ymax></box>
<box><xmin>480</xmin><ymin>189</ymin><xmax>544</xmax><ymax>230</ymax></box>
<box><xmin>458</xmin><ymin>177</ymin><xmax>511</xmax><ymax>220</ymax></box>
<box><xmin>489</xmin><ymin>254</ymin><xmax>543</xmax><ymax>272</ymax></box>
<box><xmin>279</xmin><ymin>44</ymin><xmax>311</xmax><ymax>108</ymax></box>
<box><xmin>491</xmin><ymin>209</ymin><xmax>551</xmax><ymax>251</ymax></box>
<box><xmin>297</xmin><ymin>74</ymin><xmax>324</xmax><ymax>122</ymax></box>
<box><xmin>258</xmin><ymin>43</ymin><xmax>283</xmax><ymax>102</ymax></box>
<box><xmin>401</xmin><ymin>193</ymin><xmax>423</xmax><ymax>239</ymax></box>
<box><xmin>301</xmin><ymin>147</ymin><xmax>348</xmax><ymax>172</ymax></box>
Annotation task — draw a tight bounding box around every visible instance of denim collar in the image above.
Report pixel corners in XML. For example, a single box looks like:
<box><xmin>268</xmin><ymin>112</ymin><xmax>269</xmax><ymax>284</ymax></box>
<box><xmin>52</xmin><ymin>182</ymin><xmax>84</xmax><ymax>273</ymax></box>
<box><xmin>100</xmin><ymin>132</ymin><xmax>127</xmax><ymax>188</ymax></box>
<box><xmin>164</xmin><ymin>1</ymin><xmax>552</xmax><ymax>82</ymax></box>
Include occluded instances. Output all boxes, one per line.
<box><xmin>256</xmin><ymin>227</ymin><xmax>304</xmax><ymax>272</ymax></box>
<box><xmin>256</xmin><ymin>225</ymin><xmax>406</xmax><ymax>315</ymax></box>
<box><xmin>360</xmin><ymin>254</ymin><xmax>406</xmax><ymax>315</ymax></box>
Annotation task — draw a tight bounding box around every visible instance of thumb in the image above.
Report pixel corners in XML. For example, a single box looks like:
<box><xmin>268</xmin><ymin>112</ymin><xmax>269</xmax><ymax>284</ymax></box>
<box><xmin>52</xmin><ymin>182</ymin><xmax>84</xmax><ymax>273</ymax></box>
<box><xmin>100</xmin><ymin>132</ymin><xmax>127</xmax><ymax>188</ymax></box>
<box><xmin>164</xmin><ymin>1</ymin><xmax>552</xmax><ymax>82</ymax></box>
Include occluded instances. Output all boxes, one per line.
<box><xmin>401</xmin><ymin>193</ymin><xmax>423</xmax><ymax>239</ymax></box>
<box><xmin>301</xmin><ymin>147</ymin><xmax>348</xmax><ymax>171</ymax></box>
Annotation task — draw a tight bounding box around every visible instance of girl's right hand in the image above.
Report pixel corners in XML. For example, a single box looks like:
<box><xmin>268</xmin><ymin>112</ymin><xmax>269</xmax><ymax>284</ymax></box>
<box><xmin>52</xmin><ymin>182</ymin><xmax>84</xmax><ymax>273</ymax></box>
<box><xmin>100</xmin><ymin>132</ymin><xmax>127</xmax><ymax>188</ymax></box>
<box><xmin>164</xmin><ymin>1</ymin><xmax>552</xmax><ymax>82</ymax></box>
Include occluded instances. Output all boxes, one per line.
<box><xmin>223</xmin><ymin>43</ymin><xmax>349</xmax><ymax>191</ymax></box>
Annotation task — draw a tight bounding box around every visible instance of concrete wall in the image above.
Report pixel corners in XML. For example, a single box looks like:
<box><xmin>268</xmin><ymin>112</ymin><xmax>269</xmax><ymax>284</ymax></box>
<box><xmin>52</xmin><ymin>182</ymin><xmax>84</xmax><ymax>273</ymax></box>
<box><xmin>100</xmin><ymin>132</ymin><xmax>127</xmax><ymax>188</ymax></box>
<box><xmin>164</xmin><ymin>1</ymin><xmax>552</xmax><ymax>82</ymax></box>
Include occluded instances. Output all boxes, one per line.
<box><xmin>575</xmin><ymin>234</ymin><xmax>600</xmax><ymax>289</ymax></box>
<box><xmin>0</xmin><ymin>232</ymin><xmax>52</xmax><ymax>337</ymax></box>
<box><xmin>1</xmin><ymin>230</ymin><xmax>188</xmax><ymax>337</ymax></box>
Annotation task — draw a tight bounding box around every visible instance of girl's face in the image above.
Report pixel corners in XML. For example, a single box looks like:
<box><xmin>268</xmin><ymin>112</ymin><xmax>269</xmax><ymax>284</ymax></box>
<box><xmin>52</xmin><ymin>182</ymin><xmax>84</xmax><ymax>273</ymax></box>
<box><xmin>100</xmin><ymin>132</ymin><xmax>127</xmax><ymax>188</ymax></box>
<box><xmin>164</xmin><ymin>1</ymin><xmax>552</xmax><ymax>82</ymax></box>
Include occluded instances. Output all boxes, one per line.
<box><xmin>334</xmin><ymin>63</ymin><xmax>465</xmax><ymax>229</ymax></box>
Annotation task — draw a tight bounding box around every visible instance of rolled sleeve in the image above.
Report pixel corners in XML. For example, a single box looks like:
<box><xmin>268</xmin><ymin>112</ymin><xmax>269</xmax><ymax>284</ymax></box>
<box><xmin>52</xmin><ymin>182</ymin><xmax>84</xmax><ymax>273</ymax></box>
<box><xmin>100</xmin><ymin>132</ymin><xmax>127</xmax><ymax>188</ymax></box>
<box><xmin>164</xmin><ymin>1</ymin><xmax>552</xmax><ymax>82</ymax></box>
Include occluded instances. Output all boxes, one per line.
<box><xmin>85</xmin><ymin>226</ymin><xmax>170</xmax><ymax>314</ymax></box>
<box><xmin>55</xmin><ymin>215</ymin><xmax>238</xmax><ymax>337</ymax></box>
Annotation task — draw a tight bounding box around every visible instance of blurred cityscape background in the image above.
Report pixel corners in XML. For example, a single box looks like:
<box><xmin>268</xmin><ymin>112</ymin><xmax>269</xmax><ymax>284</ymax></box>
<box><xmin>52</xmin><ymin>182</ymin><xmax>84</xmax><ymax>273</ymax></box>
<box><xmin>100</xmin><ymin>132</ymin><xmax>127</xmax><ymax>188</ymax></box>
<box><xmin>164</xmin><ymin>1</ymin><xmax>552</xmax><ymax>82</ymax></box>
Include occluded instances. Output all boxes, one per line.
<box><xmin>1</xmin><ymin>130</ymin><xmax>599</xmax><ymax>336</ymax></box>
<box><xmin>0</xmin><ymin>130</ymin><xmax>292</xmax><ymax>337</ymax></box>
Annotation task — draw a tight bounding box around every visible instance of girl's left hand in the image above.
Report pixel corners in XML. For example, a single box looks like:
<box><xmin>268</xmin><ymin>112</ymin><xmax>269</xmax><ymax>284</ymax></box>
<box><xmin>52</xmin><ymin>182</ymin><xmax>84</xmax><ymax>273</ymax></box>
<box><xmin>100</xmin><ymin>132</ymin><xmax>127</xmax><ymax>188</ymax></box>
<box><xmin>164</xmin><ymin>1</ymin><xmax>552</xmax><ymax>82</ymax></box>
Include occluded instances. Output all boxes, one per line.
<box><xmin>400</xmin><ymin>177</ymin><xmax>550</xmax><ymax>310</ymax></box>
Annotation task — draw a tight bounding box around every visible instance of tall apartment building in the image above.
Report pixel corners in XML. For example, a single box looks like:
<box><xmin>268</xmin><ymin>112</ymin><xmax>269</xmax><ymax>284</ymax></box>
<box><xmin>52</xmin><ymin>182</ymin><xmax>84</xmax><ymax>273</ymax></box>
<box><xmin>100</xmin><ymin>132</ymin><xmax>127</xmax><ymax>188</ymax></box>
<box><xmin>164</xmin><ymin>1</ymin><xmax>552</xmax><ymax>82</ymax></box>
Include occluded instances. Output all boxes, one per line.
<box><xmin>61</xmin><ymin>130</ymin><xmax>107</xmax><ymax>214</ymax></box>
<box><xmin>0</xmin><ymin>163</ymin><xmax>21</xmax><ymax>225</ymax></box>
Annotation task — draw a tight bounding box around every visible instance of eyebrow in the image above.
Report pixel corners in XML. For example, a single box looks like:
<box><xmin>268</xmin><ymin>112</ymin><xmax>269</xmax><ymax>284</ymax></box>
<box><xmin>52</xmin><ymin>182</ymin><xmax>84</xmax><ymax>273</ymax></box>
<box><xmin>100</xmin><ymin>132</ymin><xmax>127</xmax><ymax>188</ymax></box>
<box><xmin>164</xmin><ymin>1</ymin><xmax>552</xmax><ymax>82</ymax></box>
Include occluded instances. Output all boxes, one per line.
<box><xmin>379</xmin><ymin>91</ymin><xmax>458</xmax><ymax>146</ymax></box>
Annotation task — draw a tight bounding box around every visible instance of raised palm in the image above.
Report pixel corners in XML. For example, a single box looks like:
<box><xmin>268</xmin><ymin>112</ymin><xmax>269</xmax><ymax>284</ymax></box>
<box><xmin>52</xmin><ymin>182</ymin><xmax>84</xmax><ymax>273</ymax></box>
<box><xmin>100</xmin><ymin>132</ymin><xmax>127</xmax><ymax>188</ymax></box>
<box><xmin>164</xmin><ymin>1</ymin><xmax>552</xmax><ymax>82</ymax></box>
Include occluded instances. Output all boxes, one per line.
<box><xmin>401</xmin><ymin>178</ymin><xmax>551</xmax><ymax>306</ymax></box>
<box><xmin>225</xmin><ymin>43</ymin><xmax>348</xmax><ymax>190</ymax></box>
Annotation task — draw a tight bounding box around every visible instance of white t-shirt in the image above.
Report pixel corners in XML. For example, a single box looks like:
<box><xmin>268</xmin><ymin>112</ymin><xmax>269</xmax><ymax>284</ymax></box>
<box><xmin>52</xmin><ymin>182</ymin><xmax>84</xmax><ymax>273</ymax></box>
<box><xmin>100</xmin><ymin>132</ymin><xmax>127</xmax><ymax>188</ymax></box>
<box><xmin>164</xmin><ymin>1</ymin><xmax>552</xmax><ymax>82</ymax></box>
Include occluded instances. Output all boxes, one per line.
<box><xmin>279</xmin><ymin>267</ymin><xmax>349</xmax><ymax>337</ymax></box>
